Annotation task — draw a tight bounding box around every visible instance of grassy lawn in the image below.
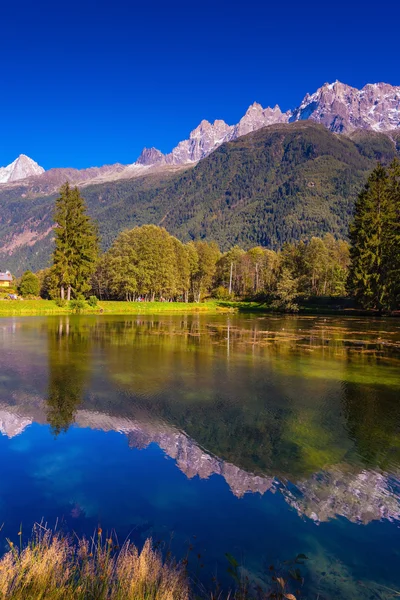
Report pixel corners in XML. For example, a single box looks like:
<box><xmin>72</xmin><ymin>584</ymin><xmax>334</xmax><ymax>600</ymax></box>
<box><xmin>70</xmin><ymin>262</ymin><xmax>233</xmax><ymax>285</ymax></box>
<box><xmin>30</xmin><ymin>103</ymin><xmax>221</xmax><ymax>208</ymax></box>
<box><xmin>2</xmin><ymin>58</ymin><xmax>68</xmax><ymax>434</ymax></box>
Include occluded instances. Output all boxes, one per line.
<box><xmin>0</xmin><ymin>299</ymin><xmax>235</xmax><ymax>317</ymax></box>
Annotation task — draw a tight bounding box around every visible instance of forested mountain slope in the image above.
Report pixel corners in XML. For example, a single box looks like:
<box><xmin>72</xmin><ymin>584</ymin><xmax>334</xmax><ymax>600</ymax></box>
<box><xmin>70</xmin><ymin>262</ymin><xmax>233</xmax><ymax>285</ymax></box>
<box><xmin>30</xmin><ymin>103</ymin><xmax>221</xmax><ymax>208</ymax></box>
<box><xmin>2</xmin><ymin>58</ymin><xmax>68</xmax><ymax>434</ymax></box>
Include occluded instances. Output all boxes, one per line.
<box><xmin>0</xmin><ymin>122</ymin><xmax>398</xmax><ymax>274</ymax></box>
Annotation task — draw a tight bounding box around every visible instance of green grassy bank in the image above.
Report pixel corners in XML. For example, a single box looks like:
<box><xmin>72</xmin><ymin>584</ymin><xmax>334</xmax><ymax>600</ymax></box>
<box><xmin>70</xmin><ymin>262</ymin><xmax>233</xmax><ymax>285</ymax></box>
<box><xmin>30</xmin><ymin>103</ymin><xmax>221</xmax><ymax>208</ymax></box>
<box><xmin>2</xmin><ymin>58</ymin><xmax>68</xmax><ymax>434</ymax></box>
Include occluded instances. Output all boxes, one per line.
<box><xmin>0</xmin><ymin>299</ymin><xmax>235</xmax><ymax>317</ymax></box>
<box><xmin>1</xmin><ymin>298</ymin><xmax>398</xmax><ymax>318</ymax></box>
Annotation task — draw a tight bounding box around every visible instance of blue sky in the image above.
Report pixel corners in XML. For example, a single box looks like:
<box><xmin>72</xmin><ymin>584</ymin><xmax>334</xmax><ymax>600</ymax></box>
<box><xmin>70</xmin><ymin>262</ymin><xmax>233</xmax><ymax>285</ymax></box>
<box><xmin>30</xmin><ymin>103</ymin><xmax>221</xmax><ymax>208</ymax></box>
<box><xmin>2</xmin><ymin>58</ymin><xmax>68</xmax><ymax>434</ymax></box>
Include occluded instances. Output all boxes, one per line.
<box><xmin>1</xmin><ymin>0</ymin><xmax>399</xmax><ymax>170</ymax></box>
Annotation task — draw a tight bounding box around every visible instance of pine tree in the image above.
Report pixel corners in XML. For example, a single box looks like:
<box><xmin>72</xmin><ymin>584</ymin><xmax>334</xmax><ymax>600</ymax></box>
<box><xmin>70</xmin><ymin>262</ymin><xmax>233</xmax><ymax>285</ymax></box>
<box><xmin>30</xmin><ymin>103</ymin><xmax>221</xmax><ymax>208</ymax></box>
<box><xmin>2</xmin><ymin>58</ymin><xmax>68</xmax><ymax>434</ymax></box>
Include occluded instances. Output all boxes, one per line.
<box><xmin>348</xmin><ymin>165</ymin><xmax>390</xmax><ymax>311</ymax></box>
<box><xmin>385</xmin><ymin>160</ymin><xmax>400</xmax><ymax>309</ymax></box>
<box><xmin>53</xmin><ymin>183</ymin><xmax>98</xmax><ymax>300</ymax></box>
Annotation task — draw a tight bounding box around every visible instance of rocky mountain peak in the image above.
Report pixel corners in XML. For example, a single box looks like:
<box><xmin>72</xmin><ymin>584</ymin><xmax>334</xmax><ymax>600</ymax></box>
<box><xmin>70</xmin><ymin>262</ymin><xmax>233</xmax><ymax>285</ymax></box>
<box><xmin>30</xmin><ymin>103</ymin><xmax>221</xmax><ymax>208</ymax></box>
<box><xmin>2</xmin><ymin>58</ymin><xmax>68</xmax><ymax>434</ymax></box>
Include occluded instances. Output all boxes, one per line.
<box><xmin>165</xmin><ymin>118</ymin><xmax>234</xmax><ymax>165</ymax></box>
<box><xmin>291</xmin><ymin>81</ymin><xmax>400</xmax><ymax>132</ymax></box>
<box><xmin>4</xmin><ymin>80</ymin><xmax>400</xmax><ymax>182</ymax></box>
<box><xmin>0</xmin><ymin>154</ymin><xmax>45</xmax><ymax>184</ymax></box>
<box><xmin>136</xmin><ymin>147</ymin><xmax>166</xmax><ymax>166</ymax></box>
<box><xmin>136</xmin><ymin>102</ymin><xmax>292</xmax><ymax>167</ymax></box>
<box><xmin>232</xmin><ymin>102</ymin><xmax>291</xmax><ymax>138</ymax></box>
<box><xmin>189</xmin><ymin>118</ymin><xmax>231</xmax><ymax>140</ymax></box>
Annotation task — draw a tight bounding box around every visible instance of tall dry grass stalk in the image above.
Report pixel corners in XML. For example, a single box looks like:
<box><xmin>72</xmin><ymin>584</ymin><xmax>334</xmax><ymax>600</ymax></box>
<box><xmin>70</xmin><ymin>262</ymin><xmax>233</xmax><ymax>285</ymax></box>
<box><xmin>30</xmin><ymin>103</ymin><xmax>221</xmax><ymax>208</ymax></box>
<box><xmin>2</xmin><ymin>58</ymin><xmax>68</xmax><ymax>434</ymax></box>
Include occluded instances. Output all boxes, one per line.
<box><xmin>0</xmin><ymin>524</ymin><xmax>189</xmax><ymax>600</ymax></box>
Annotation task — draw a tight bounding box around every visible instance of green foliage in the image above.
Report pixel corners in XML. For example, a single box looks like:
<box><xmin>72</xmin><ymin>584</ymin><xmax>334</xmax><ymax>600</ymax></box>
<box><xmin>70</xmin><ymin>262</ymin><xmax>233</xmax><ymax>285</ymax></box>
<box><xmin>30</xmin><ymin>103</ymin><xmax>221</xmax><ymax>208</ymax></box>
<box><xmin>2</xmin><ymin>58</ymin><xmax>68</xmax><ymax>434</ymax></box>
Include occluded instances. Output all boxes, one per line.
<box><xmin>2</xmin><ymin>122</ymin><xmax>399</xmax><ymax>276</ymax></box>
<box><xmin>17</xmin><ymin>270</ymin><xmax>40</xmax><ymax>297</ymax></box>
<box><xmin>54</xmin><ymin>298</ymin><xmax>67</xmax><ymax>308</ymax></box>
<box><xmin>350</xmin><ymin>130</ymin><xmax>398</xmax><ymax>163</ymax></box>
<box><xmin>214</xmin><ymin>285</ymin><xmax>233</xmax><ymax>300</ymax></box>
<box><xmin>190</xmin><ymin>240</ymin><xmax>220</xmax><ymax>302</ymax></box>
<box><xmin>3</xmin><ymin>225</ymin><xmax>355</xmax><ymax>311</ymax></box>
<box><xmin>37</xmin><ymin>267</ymin><xmax>60</xmax><ymax>299</ymax></box>
<box><xmin>52</xmin><ymin>183</ymin><xmax>99</xmax><ymax>300</ymax></box>
<box><xmin>88</xmin><ymin>224</ymin><xmax>352</xmax><ymax>308</ymax></box>
<box><xmin>0</xmin><ymin>299</ymin><xmax>222</xmax><ymax>317</ymax></box>
<box><xmin>385</xmin><ymin>160</ymin><xmax>400</xmax><ymax>309</ymax></box>
<box><xmin>102</xmin><ymin>225</ymin><xmax>183</xmax><ymax>300</ymax></box>
<box><xmin>97</xmin><ymin>226</ymin><xmax>220</xmax><ymax>303</ymax></box>
<box><xmin>348</xmin><ymin>161</ymin><xmax>400</xmax><ymax>310</ymax></box>
<box><xmin>46</xmin><ymin>322</ymin><xmax>89</xmax><ymax>435</ymax></box>
<box><xmin>87</xmin><ymin>295</ymin><xmax>98</xmax><ymax>307</ymax></box>
<box><xmin>69</xmin><ymin>298</ymin><xmax>87</xmax><ymax>313</ymax></box>
<box><xmin>212</xmin><ymin>235</ymin><xmax>350</xmax><ymax>306</ymax></box>
<box><xmin>271</xmin><ymin>268</ymin><xmax>299</xmax><ymax>312</ymax></box>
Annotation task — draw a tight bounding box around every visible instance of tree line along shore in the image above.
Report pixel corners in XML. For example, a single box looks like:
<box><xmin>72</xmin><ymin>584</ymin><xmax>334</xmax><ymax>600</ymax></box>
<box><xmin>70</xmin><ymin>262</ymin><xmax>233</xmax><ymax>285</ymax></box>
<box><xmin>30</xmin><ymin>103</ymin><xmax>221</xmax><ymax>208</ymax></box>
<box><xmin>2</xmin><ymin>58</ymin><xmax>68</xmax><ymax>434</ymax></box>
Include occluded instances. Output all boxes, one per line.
<box><xmin>1</xmin><ymin>161</ymin><xmax>399</xmax><ymax>315</ymax></box>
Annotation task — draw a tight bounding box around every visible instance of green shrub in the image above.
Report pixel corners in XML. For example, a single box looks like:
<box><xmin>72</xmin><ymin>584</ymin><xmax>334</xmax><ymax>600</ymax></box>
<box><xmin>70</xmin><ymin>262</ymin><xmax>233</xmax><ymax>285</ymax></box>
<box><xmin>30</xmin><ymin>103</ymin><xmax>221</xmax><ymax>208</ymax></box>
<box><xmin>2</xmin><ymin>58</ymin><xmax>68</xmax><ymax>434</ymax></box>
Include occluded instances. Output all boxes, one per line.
<box><xmin>54</xmin><ymin>298</ymin><xmax>67</xmax><ymax>307</ymax></box>
<box><xmin>69</xmin><ymin>299</ymin><xmax>86</xmax><ymax>313</ymax></box>
<box><xmin>87</xmin><ymin>295</ymin><xmax>98</xmax><ymax>307</ymax></box>
<box><xmin>18</xmin><ymin>271</ymin><xmax>40</xmax><ymax>297</ymax></box>
<box><xmin>213</xmin><ymin>286</ymin><xmax>233</xmax><ymax>300</ymax></box>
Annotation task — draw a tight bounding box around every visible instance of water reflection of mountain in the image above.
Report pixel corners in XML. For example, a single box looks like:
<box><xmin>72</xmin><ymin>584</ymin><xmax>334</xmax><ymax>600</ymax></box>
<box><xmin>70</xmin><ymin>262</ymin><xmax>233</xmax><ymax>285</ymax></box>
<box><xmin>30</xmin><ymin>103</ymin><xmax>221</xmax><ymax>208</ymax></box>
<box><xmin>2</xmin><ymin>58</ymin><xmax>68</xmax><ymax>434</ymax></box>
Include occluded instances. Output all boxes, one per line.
<box><xmin>1</xmin><ymin>315</ymin><xmax>400</xmax><ymax>524</ymax></box>
<box><xmin>1</xmin><ymin>402</ymin><xmax>399</xmax><ymax>524</ymax></box>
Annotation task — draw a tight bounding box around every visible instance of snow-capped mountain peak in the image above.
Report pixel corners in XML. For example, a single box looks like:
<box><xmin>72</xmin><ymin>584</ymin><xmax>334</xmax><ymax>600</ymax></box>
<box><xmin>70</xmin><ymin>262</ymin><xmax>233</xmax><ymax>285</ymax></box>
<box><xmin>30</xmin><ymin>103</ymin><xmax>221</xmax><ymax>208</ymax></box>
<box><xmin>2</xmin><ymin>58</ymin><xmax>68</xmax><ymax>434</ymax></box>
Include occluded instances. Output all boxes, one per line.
<box><xmin>0</xmin><ymin>154</ymin><xmax>45</xmax><ymax>184</ymax></box>
<box><xmin>136</xmin><ymin>102</ymin><xmax>290</xmax><ymax>166</ymax></box>
<box><xmin>290</xmin><ymin>81</ymin><xmax>400</xmax><ymax>132</ymax></box>
<box><xmin>3</xmin><ymin>80</ymin><xmax>400</xmax><ymax>182</ymax></box>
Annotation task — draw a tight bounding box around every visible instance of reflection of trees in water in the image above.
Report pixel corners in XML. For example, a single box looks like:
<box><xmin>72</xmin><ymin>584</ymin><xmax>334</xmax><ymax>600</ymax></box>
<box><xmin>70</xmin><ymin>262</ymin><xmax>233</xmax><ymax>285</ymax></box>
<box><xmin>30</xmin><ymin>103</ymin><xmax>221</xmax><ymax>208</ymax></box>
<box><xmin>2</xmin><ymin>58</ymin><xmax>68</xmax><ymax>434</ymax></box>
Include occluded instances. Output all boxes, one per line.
<box><xmin>89</xmin><ymin>318</ymin><xmax>350</xmax><ymax>478</ymax></box>
<box><xmin>41</xmin><ymin>316</ymin><xmax>400</xmax><ymax>477</ymax></box>
<box><xmin>46</xmin><ymin>319</ymin><xmax>91</xmax><ymax>436</ymax></box>
<box><xmin>341</xmin><ymin>380</ymin><xmax>400</xmax><ymax>471</ymax></box>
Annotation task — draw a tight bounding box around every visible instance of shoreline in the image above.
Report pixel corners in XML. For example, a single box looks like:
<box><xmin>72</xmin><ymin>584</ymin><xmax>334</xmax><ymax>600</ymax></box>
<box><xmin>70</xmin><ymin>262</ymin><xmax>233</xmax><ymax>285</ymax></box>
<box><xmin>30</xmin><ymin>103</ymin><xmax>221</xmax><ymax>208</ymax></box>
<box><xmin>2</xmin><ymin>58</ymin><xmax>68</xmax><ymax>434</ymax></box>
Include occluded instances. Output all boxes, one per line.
<box><xmin>0</xmin><ymin>299</ymin><xmax>235</xmax><ymax>317</ymax></box>
<box><xmin>0</xmin><ymin>299</ymin><xmax>399</xmax><ymax>318</ymax></box>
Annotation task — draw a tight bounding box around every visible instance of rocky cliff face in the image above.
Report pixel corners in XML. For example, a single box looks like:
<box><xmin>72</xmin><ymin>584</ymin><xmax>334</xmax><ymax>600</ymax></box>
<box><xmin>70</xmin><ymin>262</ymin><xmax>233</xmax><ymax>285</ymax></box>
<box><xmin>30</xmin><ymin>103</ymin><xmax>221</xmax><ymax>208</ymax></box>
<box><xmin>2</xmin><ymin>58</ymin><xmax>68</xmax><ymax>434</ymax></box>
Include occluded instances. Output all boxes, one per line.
<box><xmin>136</xmin><ymin>147</ymin><xmax>167</xmax><ymax>166</ymax></box>
<box><xmin>138</xmin><ymin>106</ymin><xmax>290</xmax><ymax>166</ymax></box>
<box><xmin>3</xmin><ymin>81</ymin><xmax>400</xmax><ymax>186</ymax></box>
<box><xmin>166</xmin><ymin>119</ymin><xmax>234</xmax><ymax>165</ymax></box>
<box><xmin>291</xmin><ymin>81</ymin><xmax>400</xmax><ymax>133</ymax></box>
<box><xmin>231</xmin><ymin>103</ymin><xmax>290</xmax><ymax>139</ymax></box>
<box><xmin>135</xmin><ymin>81</ymin><xmax>400</xmax><ymax>167</ymax></box>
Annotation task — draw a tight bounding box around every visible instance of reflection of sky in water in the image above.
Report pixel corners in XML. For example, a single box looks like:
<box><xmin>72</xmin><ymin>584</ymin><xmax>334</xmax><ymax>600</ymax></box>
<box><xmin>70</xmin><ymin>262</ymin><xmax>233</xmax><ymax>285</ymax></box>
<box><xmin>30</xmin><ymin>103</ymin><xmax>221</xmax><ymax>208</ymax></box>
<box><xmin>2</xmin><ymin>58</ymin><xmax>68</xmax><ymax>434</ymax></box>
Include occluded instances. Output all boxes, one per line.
<box><xmin>0</xmin><ymin>315</ymin><xmax>400</xmax><ymax>598</ymax></box>
<box><xmin>0</xmin><ymin>424</ymin><xmax>399</xmax><ymax>599</ymax></box>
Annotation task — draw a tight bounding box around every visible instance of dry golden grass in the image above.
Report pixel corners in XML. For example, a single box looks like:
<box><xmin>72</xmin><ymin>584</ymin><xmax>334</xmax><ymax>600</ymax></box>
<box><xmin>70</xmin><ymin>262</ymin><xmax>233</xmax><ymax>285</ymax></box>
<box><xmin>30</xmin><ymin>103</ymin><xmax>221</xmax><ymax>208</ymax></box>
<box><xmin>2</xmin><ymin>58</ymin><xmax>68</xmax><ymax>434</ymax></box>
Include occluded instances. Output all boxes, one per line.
<box><xmin>0</xmin><ymin>525</ymin><xmax>189</xmax><ymax>600</ymax></box>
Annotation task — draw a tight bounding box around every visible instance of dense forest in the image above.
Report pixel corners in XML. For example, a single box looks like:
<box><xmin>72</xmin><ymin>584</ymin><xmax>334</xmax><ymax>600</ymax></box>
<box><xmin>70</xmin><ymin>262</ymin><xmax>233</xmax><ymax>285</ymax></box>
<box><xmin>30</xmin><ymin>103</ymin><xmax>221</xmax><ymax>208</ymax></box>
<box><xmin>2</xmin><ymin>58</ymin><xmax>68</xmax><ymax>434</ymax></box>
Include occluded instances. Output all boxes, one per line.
<box><xmin>10</xmin><ymin>158</ymin><xmax>400</xmax><ymax>312</ymax></box>
<box><xmin>1</xmin><ymin>122</ymin><xmax>400</xmax><ymax>275</ymax></box>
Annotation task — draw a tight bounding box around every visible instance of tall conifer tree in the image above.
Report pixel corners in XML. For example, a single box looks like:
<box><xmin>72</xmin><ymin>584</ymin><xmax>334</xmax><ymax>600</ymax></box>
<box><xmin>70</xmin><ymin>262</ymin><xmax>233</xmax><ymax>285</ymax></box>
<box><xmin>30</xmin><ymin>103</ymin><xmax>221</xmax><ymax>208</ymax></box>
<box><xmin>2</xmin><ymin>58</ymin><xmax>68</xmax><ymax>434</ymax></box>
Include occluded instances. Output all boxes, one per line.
<box><xmin>348</xmin><ymin>163</ymin><xmax>400</xmax><ymax>311</ymax></box>
<box><xmin>53</xmin><ymin>183</ymin><xmax>98</xmax><ymax>300</ymax></box>
<box><xmin>385</xmin><ymin>160</ymin><xmax>400</xmax><ymax>309</ymax></box>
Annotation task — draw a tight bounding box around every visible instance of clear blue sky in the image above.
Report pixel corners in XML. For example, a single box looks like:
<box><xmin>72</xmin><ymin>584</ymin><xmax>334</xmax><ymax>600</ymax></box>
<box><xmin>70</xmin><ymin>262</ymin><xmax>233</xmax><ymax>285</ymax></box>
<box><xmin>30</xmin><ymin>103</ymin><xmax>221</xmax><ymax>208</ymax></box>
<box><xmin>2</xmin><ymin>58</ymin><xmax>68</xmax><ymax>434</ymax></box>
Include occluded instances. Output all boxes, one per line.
<box><xmin>1</xmin><ymin>0</ymin><xmax>399</xmax><ymax>170</ymax></box>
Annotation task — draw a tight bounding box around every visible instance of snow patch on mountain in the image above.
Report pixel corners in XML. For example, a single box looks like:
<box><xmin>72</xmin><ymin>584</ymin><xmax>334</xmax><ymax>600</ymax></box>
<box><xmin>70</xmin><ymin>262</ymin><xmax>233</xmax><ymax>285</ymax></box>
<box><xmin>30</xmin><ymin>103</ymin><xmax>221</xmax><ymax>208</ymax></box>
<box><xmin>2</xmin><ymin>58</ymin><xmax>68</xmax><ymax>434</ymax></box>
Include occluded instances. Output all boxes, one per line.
<box><xmin>290</xmin><ymin>81</ymin><xmax>400</xmax><ymax>132</ymax></box>
<box><xmin>136</xmin><ymin>104</ymin><xmax>290</xmax><ymax>166</ymax></box>
<box><xmin>4</xmin><ymin>80</ymin><xmax>400</xmax><ymax>179</ymax></box>
<box><xmin>0</xmin><ymin>154</ymin><xmax>45</xmax><ymax>183</ymax></box>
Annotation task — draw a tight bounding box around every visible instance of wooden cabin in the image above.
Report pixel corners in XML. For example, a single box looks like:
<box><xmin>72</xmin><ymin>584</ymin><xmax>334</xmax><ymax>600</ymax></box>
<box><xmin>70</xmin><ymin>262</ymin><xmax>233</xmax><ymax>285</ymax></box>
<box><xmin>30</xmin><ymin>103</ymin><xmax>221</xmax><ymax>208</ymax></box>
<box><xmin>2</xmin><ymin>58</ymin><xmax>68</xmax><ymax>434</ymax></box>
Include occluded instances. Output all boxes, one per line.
<box><xmin>0</xmin><ymin>271</ymin><xmax>13</xmax><ymax>288</ymax></box>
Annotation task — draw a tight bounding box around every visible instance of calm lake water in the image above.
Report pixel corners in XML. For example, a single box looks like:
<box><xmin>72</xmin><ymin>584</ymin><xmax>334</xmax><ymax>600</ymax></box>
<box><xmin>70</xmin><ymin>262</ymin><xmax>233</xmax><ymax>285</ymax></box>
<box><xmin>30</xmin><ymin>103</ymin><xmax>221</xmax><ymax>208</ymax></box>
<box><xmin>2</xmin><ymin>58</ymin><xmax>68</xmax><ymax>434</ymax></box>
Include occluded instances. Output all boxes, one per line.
<box><xmin>0</xmin><ymin>314</ymin><xmax>399</xmax><ymax>598</ymax></box>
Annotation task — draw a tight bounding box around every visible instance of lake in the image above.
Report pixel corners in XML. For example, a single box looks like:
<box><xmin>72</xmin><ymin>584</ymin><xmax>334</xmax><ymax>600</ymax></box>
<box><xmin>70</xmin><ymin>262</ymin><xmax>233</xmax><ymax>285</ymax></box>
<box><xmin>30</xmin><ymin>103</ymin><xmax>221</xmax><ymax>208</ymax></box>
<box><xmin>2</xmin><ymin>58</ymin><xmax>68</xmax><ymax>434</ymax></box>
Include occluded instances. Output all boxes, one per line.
<box><xmin>0</xmin><ymin>314</ymin><xmax>399</xmax><ymax>598</ymax></box>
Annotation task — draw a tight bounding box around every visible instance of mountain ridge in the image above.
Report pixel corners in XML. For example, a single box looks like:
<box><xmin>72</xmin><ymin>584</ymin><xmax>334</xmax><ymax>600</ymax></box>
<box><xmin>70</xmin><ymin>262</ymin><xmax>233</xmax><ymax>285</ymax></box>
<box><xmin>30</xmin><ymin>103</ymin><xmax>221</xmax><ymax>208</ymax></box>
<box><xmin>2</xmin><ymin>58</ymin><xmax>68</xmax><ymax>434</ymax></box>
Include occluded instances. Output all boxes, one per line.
<box><xmin>0</xmin><ymin>403</ymin><xmax>398</xmax><ymax>522</ymax></box>
<box><xmin>1</xmin><ymin>121</ymin><xmax>399</xmax><ymax>274</ymax></box>
<box><xmin>2</xmin><ymin>80</ymin><xmax>400</xmax><ymax>188</ymax></box>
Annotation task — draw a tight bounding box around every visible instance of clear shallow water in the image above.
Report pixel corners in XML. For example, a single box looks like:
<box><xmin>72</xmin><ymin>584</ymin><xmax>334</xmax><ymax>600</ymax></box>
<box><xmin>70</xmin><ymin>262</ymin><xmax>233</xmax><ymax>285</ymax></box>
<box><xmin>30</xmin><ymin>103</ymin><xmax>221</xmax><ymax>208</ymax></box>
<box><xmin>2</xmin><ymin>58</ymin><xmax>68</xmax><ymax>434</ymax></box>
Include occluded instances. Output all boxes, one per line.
<box><xmin>0</xmin><ymin>314</ymin><xmax>399</xmax><ymax>599</ymax></box>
